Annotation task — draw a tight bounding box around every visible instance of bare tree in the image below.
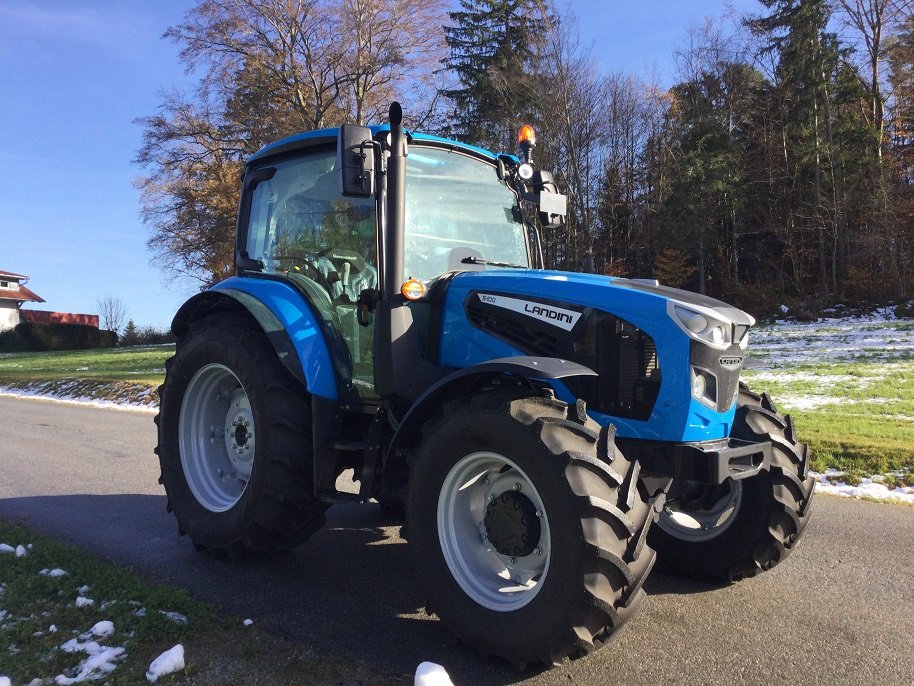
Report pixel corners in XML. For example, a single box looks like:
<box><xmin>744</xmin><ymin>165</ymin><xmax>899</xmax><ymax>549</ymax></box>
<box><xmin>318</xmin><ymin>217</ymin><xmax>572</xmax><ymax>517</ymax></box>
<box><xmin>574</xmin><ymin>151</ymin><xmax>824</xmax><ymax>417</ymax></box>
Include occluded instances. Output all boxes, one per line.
<box><xmin>137</xmin><ymin>0</ymin><xmax>450</xmax><ymax>286</ymax></box>
<box><xmin>96</xmin><ymin>296</ymin><xmax>128</xmax><ymax>335</ymax></box>
<box><xmin>536</xmin><ymin>12</ymin><xmax>610</xmax><ymax>270</ymax></box>
<box><xmin>338</xmin><ymin>0</ymin><xmax>446</xmax><ymax>125</ymax></box>
<box><xmin>835</xmin><ymin>0</ymin><xmax>914</xmax><ymax>158</ymax></box>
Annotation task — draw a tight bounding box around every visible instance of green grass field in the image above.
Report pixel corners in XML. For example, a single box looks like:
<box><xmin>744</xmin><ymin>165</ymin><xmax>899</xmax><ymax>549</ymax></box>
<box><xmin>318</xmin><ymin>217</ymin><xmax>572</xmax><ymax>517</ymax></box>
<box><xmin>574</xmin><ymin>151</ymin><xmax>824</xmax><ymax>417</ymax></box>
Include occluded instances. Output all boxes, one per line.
<box><xmin>0</xmin><ymin>345</ymin><xmax>174</xmax><ymax>386</ymax></box>
<box><xmin>742</xmin><ymin>314</ymin><xmax>914</xmax><ymax>483</ymax></box>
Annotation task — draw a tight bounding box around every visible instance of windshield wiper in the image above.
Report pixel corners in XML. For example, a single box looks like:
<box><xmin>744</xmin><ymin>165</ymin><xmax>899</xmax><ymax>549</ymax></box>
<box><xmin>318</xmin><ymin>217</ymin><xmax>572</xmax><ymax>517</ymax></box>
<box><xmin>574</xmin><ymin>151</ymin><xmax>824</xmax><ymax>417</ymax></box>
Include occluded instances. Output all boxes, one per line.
<box><xmin>461</xmin><ymin>256</ymin><xmax>527</xmax><ymax>269</ymax></box>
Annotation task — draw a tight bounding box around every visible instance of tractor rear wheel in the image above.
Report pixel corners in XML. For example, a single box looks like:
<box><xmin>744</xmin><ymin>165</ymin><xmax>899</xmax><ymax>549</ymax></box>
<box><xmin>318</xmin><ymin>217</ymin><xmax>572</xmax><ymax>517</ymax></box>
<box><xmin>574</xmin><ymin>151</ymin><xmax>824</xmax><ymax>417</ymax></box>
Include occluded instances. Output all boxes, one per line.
<box><xmin>156</xmin><ymin>313</ymin><xmax>328</xmax><ymax>556</ymax></box>
<box><xmin>407</xmin><ymin>392</ymin><xmax>659</xmax><ymax>668</ymax></box>
<box><xmin>649</xmin><ymin>384</ymin><xmax>815</xmax><ymax>581</ymax></box>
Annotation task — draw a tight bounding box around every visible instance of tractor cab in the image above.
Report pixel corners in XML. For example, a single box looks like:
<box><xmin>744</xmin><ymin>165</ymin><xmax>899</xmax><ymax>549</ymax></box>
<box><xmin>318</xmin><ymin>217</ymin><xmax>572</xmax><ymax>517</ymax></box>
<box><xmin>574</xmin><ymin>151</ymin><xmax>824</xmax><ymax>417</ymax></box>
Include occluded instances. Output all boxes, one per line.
<box><xmin>234</xmin><ymin>108</ymin><xmax>562</xmax><ymax>410</ymax></box>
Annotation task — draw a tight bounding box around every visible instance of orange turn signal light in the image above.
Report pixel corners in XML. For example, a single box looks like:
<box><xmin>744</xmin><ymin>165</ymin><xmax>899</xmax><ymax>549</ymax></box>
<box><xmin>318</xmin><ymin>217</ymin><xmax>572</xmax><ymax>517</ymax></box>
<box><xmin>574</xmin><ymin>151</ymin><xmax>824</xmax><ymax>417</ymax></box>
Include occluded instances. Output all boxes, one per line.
<box><xmin>401</xmin><ymin>278</ymin><xmax>427</xmax><ymax>301</ymax></box>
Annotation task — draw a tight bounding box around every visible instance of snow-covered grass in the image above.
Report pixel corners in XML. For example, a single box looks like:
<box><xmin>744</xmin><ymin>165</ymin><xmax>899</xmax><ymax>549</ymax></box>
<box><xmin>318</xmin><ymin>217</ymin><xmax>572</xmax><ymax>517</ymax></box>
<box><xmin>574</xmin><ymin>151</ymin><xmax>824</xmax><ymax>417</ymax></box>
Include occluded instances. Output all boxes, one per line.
<box><xmin>742</xmin><ymin>305</ymin><xmax>914</xmax><ymax>496</ymax></box>
<box><xmin>0</xmin><ymin>520</ymin><xmax>392</xmax><ymax>685</ymax></box>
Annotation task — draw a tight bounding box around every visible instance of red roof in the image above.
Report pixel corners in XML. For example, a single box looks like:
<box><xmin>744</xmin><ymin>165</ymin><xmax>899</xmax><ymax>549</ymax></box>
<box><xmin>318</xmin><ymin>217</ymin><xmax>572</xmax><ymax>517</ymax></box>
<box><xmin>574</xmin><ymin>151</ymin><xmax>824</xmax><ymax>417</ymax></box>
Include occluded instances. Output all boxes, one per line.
<box><xmin>0</xmin><ymin>283</ymin><xmax>45</xmax><ymax>304</ymax></box>
<box><xmin>0</xmin><ymin>269</ymin><xmax>28</xmax><ymax>280</ymax></box>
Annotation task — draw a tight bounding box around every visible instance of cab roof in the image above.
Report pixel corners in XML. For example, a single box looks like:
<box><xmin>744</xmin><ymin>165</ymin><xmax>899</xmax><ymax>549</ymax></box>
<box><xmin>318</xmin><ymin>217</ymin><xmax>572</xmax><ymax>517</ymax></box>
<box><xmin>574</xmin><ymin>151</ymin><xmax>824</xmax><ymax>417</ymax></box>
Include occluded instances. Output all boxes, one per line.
<box><xmin>246</xmin><ymin>126</ymin><xmax>502</xmax><ymax>165</ymax></box>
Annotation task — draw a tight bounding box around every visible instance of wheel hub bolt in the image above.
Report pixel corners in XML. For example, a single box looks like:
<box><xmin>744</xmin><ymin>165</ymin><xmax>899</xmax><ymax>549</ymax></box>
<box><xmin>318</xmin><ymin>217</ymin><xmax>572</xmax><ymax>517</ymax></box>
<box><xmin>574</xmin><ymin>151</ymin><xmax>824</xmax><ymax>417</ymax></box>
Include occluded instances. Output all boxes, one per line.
<box><xmin>513</xmin><ymin>483</ymin><xmax>521</xmax><ymax>491</ymax></box>
<box><xmin>535</xmin><ymin>547</ymin><xmax>542</xmax><ymax>555</ymax></box>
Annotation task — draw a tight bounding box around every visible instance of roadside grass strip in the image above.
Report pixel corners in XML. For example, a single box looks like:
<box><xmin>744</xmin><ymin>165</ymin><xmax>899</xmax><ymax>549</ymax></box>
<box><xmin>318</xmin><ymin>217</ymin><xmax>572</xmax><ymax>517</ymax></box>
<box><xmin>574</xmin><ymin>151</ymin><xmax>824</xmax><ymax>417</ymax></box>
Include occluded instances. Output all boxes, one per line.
<box><xmin>0</xmin><ymin>346</ymin><xmax>174</xmax><ymax>386</ymax></box>
<box><xmin>0</xmin><ymin>520</ymin><xmax>393</xmax><ymax>685</ymax></box>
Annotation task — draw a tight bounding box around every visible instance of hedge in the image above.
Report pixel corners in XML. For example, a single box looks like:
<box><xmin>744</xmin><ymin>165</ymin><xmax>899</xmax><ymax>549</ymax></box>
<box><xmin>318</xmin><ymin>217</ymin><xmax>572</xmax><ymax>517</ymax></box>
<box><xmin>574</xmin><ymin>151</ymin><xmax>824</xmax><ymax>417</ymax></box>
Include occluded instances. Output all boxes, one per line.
<box><xmin>0</xmin><ymin>322</ymin><xmax>117</xmax><ymax>352</ymax></box>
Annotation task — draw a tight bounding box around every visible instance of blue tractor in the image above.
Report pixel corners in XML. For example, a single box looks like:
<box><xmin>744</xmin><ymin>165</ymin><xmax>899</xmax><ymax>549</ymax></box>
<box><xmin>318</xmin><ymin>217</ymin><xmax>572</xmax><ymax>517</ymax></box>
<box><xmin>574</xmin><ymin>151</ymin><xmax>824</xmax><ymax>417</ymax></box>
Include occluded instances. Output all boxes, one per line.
<box><xmin>156</xmin><ymin>103</ymin><xmax>815</xmax><ymax>667</ymax></box>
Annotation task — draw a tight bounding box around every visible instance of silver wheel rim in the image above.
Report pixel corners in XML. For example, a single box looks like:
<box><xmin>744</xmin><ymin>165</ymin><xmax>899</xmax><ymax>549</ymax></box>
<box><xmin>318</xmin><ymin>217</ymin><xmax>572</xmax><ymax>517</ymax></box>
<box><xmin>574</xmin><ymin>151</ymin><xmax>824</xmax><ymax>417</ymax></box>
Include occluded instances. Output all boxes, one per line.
<box><xmin>179</xmin><ymin>364</ymin><xmax>255</xmax><ymax>512</ymax></box>
<box><xmin>437</xmin><ymin>452</ymin><xmax>550</xmax><ymax>612</ymax></box>
<box><xmin>658</xmin><ymin>480</ymin><xmax>743</xmax><ymax>542</ymax></box>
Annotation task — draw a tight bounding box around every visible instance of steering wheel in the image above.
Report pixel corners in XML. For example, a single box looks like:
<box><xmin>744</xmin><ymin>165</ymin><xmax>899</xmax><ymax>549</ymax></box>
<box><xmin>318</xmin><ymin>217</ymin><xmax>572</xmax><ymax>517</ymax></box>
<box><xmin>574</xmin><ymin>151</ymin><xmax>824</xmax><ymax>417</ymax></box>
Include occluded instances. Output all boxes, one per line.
<box><xmin>271</xmin><ymin>254</ymin><xmax>337</xmax><ymax>296</ymax></box>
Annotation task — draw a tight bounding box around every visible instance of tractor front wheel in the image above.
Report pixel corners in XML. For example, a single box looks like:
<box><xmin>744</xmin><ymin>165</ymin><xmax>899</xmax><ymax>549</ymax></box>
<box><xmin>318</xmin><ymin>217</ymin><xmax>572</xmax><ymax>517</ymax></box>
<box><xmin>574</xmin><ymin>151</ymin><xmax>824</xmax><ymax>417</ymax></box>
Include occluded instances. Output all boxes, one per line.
<box><xmin>407</xmin><ymin>392</ymin><xmax>658</xmax><ymax>667</ymax></box>
<box><xmin>649</xmin><ymin>384</ymin><xmax>815</xmax><ymax>581</ymax></box>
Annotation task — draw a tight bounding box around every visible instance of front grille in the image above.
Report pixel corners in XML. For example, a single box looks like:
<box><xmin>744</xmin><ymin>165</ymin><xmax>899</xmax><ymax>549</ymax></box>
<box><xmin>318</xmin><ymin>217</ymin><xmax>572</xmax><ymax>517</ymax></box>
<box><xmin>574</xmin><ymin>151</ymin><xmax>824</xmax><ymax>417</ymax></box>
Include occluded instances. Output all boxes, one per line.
<box><xmin>570</xmin><ymin>314</ymin><xmax>660</xmax><ymax>420</ymax></box>
<box><xmin>464</xmin><ymin>293</ymin><xmax>661</xmax><ymax>421</ymax></box>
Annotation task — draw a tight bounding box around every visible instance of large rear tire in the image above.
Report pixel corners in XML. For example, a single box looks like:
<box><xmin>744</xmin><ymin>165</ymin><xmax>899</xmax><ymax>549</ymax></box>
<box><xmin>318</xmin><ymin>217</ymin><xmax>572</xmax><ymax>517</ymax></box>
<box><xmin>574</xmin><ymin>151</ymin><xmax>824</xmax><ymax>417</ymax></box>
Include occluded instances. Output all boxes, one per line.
<box><xmin>649</xmin><ymin>384</ymin><xmax>815</xmax><ymax>581</ymax></box>
<box><xmin>407</xmin><ymin>392</ymin><xmax>659</xmax><ymax>668</ymax></box>
<box><xmin>155</xmin><ymin>314</ymin><xmax>328</xmax><ymax>556</ymax></box>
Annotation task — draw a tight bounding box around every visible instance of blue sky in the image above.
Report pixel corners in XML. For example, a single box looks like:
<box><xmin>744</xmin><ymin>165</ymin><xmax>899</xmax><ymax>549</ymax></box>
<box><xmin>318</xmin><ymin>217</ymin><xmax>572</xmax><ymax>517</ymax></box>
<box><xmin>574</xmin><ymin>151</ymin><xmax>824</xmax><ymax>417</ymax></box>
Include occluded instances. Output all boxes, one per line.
<box><xmin>0</xmin><ymin>0</ymin><xmax>761</xmax><ymax>329</ymax></box>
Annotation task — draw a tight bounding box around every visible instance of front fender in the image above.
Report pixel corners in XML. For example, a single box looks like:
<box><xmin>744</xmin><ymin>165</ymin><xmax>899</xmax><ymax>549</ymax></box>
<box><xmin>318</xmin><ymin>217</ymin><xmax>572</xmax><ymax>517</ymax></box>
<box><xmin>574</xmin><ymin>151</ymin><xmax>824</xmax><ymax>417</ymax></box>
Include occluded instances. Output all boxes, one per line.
<box><xmin>383</xmin><ymin>356</ymin><xmax>596</xmax><ymax>472</ymax></box>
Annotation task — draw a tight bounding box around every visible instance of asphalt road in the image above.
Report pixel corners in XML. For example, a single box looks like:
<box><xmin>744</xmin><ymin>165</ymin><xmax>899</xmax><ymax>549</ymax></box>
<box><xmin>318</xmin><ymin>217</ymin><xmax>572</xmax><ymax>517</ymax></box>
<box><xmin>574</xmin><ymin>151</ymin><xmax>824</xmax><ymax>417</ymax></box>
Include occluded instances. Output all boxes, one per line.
<box><xmin>1</xmin><ymin>395</ymin><xmax>912</xmax><ymax>685</ymax></box>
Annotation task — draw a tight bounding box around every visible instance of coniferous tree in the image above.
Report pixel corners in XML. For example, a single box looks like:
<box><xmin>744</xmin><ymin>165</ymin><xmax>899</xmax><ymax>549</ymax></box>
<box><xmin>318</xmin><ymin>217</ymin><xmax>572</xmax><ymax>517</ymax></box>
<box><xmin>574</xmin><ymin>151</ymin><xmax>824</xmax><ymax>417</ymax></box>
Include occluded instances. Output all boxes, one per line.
<box><xmin>748</xmin><ymin>0</ymin><xmax>842</xmax><ymax>296</ymax></box>
<box><xmin>441</xmin><ymin>0</ymin><xmax>549</xmax><ymax>151</ymax></box>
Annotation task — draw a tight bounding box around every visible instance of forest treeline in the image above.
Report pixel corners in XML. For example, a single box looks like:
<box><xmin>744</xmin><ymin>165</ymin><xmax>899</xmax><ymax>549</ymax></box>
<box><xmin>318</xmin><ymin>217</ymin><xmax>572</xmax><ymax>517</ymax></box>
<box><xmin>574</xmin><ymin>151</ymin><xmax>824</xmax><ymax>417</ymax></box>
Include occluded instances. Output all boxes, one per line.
<box><xmin>136</xmin><ymin>0</ymin><xmax>914</xmax><ymax>315</ymax></box>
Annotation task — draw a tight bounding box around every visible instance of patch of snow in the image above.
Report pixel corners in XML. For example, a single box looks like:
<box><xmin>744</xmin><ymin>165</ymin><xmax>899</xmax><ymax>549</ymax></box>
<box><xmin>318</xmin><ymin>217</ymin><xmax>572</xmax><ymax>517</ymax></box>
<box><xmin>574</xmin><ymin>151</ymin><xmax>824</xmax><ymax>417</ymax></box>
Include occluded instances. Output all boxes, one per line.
<box><xmin>415</xmin><ymin>662</ymin><xmax>455</xmax><ymax>686</ymax></box>
<box><xmin>40</xmin><ymin>568</ymin><xmax>67</xmax><ymax>577</ymax></box>
<box><xmin>749</xmin><ymin>310</ymin><xmax>914</xmax><ymax>367</ymax></box>
<box><xmin>55</xmin><ymin>635</ymin><xmax>126</xmax><ymax>685</ymax></box>
<box><xmin>49</xmin><ymin>624</ymin><xmax>58</xmax><ymax>633</ymax></box>
<box><xmin>243</xmin><ymin>618</ymin><xmax>253</xmax><ymax>626</ymax></box>
<box><xmin>146</xmin><ymin>644</ymin><xmax>185</xmax><ymax>683</ymax></box>
<box><xmin>0</xmin><ymin>543</ymin><xmax>14</xmax><ymax>554</ymax></box>
<box><xmin>0</xmin><ymin>388</ymin><xmax>157</xmax><ymax>414</ymax></box>
<box><xmin>16</xmin><ymin>544</ymin><xmax>27</xmax><ymax>557</ymax></box>
<box><xmin>0</xmin><ymin>677</ymin><xmax>10</xmax><ymax>686</ymax></box>
<box><xmin>812</xmin><ymin>471</ymin><xmax>914</xmax><ymax>505</ymax></box>
<box><xmin>775</xmin><ymin>395</ymin><xmax>836</xmax><ymax>411</ymax></box>
<box><xmin>88</xmin><ymin>621</ymin><xmax>114</xmax><ymax>638</ymax></box>
<box><xmin>75</xmin><ymin>597</ymin><xmax>94</xmax><ymax>608</ymax></box>
<box><xmin>159</xmin><ymin>610</ymin><xmax>187</xmax><ymax>624</ymax></box>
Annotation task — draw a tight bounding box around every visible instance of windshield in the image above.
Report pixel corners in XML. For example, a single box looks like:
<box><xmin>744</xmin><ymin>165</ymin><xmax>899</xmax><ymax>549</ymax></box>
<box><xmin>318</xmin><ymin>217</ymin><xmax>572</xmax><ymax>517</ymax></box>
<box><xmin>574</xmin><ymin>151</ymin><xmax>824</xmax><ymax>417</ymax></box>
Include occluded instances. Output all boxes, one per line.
<box><xmin>404</xmin><ymin>147</ymin><xmax>529</xmax><ymax>282</ymax></box>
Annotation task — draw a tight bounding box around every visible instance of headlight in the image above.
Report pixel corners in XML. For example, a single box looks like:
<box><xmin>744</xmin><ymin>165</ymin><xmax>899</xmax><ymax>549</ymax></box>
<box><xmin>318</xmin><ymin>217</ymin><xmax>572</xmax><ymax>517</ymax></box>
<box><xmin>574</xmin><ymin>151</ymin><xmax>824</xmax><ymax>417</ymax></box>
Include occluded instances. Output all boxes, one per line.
<box><xmin>670</xmin><ymin>304</ymin><xmax>732</xmax><ymax>350</ymax></box>
<box><xmin>691</xmin><ymin>366</ymin><xmax>718</xmax><ymax>408</ymax></box>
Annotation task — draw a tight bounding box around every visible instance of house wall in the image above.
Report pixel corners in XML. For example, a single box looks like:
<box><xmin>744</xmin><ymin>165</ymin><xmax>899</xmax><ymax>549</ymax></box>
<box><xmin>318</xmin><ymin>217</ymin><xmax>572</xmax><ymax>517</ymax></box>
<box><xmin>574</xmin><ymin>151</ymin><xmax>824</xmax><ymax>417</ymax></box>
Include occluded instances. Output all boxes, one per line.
<box><xmin>19</xmin><ymin>310</ymin><xmax>100</xmax><ymax>328</ymax></box>
<box><xmin>0</xmin><ymin>301</ymin><xmax>19</xmax><ymax>331</ymax></box>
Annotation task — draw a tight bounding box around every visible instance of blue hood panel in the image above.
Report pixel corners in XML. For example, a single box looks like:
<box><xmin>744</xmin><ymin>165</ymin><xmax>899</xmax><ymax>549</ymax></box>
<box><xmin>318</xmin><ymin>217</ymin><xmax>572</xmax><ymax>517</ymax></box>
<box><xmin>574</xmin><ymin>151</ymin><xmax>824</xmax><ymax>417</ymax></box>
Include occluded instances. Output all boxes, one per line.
<box><xmin>437</xmin><ymin>269</ymin><xmax>739</xmax><ymax>442</ymax></box>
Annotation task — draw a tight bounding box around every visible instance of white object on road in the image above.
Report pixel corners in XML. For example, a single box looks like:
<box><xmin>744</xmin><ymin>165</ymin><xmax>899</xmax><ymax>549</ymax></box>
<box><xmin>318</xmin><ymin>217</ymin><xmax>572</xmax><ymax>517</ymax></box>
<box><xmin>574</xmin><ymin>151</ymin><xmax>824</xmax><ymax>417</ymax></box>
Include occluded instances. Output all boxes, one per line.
<box><xmin>415</xmin><ymin>661</ymin><xmax>455</xmax><ymax>686</ymax></box>
<box><xmin>146</xmin><ymin>644</ymin><xmax>185</xmax><ymax>683</ymax></box>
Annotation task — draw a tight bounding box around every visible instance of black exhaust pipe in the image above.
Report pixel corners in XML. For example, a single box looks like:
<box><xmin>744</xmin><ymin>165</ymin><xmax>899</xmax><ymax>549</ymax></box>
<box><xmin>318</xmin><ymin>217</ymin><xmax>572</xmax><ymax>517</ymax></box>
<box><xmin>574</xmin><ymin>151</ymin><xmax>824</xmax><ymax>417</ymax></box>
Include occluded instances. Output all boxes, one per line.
<box><xmin>384</xmin><ymin>102</ymin><xmax>406</xmax><ymax>301</ymax></box>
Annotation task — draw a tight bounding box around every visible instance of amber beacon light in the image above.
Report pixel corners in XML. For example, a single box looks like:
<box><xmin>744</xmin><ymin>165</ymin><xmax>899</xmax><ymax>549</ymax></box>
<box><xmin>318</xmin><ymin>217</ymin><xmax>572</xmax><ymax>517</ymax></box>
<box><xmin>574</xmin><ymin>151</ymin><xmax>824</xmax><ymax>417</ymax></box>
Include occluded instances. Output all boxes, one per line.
<box><xmin>518</xmin><ymin>124</ymin><xmax>536</xmax><ymax>146</ymax></box>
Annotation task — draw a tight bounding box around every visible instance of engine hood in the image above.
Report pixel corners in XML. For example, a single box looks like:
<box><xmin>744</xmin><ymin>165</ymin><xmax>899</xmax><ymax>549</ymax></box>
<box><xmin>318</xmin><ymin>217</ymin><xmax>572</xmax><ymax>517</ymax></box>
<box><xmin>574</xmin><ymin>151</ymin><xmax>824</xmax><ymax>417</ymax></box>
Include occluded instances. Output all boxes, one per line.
<box><xmin>445</xmin><ymin>269</ymin><xmax>755</xmax><ymax>327</ymax></box>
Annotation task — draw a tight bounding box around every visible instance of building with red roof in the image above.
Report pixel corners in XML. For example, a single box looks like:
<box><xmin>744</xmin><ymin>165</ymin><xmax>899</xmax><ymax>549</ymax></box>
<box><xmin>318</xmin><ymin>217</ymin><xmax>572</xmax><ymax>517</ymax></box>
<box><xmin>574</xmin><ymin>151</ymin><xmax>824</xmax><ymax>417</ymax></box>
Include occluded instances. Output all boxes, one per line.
<box><xmin>0</xmin><ymin>269</ymin><xmax>46</xmax><ymax>331</ymax></box>
<box><xmin>0</xmin><ymin>269</ymin><xmax>99</xmax><ymax>331</ymax></box>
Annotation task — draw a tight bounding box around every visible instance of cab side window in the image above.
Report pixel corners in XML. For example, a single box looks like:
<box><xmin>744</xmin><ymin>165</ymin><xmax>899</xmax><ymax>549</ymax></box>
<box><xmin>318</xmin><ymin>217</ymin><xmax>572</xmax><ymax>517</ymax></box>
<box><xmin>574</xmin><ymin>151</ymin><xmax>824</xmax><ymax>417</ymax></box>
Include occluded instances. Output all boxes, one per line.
<box><xmin>245</xmin><ymin>149</ymin><xmax>378</xmax><ymax>301</ymax></box>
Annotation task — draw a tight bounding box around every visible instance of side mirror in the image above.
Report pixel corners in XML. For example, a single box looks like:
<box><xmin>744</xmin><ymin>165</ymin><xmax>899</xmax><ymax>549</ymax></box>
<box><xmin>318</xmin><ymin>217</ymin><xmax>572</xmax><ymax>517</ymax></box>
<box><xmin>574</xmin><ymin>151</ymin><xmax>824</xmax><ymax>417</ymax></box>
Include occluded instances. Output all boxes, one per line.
<box><xmin>338</xmin><ymin>125</ymin><xmax>375</xmax><ymax>197</ymax></box>
<box><xmin>530</xmin><ymin>170</ymin><xmax>567</xmax><ymax>229</ymax></box>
